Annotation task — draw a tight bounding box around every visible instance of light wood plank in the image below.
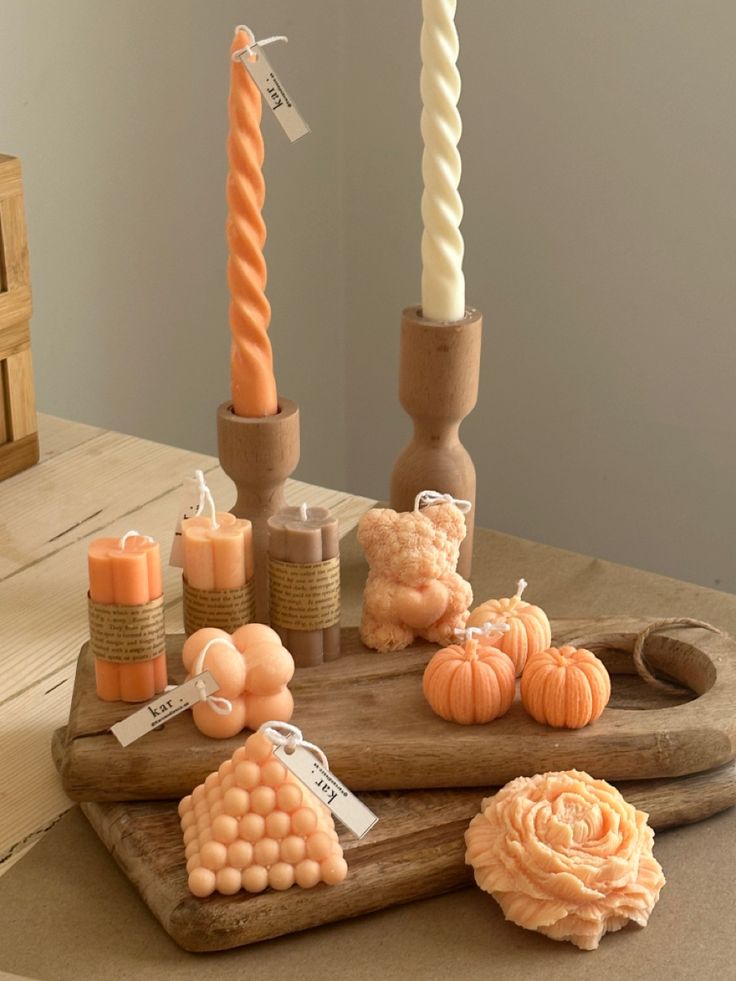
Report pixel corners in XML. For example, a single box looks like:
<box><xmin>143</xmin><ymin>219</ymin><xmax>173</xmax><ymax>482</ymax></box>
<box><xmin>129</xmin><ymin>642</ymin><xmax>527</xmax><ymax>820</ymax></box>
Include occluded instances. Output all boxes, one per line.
<box><xmin>0</xmin><ymin>365</ymin><xmax>6</xmax><ymax>444</ymax></box>
<box><xmin>0</xmin><ymin>665</ymin><xmax>74</xmax><ymax>864</ymax></box>
<box><xmin>36</xmin><ymin>413</ymin><xmax>104</xmax><ymax>462</ymax></box>
<box><xmin>0</xmin><ymin>155</ymin><xmax>23</xmax><ymax>201</ymax></box>
<box><xmin>0</xmin><ymin>186</ymin><xmax>30</xmax><ymax>289</ymax></box>
<box><xmin>0</xmin><ymin>430</ymin><xmax>214</xmax><ymax>579</ymax></box>
<box><xmin>0</xmin><ymin>320</ymin><xmax>30</xmax><ymax>360</ymax></box>
<box><xmin>4</xmin><ymin>347</ymin><xmax>36</xmax><ymax>439</ymax></box>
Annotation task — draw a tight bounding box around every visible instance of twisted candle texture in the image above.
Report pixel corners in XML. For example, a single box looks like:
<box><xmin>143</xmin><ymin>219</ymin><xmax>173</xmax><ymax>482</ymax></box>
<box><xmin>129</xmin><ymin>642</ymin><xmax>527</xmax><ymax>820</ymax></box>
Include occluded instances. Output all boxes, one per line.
<box><xmin>420</xmin><ymin>0</ymin><xmax>465</xmax><ymax>323</ymax></box>
<box><xmin>227</xmin><ymin>28</ymin><xmax>278</xmax><ymax>417</ymax></box>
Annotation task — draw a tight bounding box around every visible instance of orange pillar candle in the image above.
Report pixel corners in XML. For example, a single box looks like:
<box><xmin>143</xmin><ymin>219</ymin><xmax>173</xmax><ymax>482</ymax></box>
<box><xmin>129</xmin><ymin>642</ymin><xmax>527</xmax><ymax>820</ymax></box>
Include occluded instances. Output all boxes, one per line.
<box><xmin>183</xmin><ymin>513</ymin><xmax>254</xmax><ymax>590</ymax></box>
<box><xmin>227</xmin><ymin>26</ymin><xmax>278</xmax><ymax>418</ymax></box>
<box><xmin>182</xmin><ymin>511</ymin><xmax>256</xmax><ymax>635</ymax></box>
<box><xmin>88</xmin><ymin>532</ymin><xmax>168</xmax><ymax>702</ymax></box>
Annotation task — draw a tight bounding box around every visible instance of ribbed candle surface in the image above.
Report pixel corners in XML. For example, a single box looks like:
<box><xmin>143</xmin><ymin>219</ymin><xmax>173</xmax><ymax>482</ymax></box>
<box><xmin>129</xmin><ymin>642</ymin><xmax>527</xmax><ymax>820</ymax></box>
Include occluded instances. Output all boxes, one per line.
<box><xmin>227</xmin><ymin>27</ymin><xmax>278</xmax><ymax>417</ymax></box>
<box><xmin>420</xmin><ymin>0</ymin><xmax>465</xmax><ymax>323</ymax></box>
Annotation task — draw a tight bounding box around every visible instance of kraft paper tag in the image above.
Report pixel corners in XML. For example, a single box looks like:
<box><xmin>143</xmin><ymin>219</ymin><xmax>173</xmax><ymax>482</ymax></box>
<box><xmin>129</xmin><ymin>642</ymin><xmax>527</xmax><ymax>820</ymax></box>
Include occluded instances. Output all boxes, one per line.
<box><xmin>236</xmin><ymin>44</ymin><xmax>310</xmax><ymax>142</ymax></box>
<box><xmin>88</xmin><ymin>595</ymin><xmax>166</xmax><ymax>664</ymax></box>
<box><xmin>183</xmin><ymin>577</ymin><xmax>256</xmax><ymax>636</ymax></box>
<box><xmin>111</xmin><ymin>672</ymin><xmax>220</xmax><ymax>747</ymax></box>
<box><xmin>268</xmin><ymin>556</ymin><xmax>340</xmax><ymax>631</ymax></box>
<box><xmin>274</xmin><ymin>744</ymin><xmax>378</xmax><ymax>839</ymax></box>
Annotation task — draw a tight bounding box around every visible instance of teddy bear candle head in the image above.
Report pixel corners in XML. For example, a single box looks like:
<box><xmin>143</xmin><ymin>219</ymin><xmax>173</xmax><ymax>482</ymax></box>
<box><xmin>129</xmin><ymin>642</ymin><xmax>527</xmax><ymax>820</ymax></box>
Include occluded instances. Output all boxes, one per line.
<box><xmin>358</xmin><ymin>492</ymin><xmax>473</xmax><ymax>652</ymax></box>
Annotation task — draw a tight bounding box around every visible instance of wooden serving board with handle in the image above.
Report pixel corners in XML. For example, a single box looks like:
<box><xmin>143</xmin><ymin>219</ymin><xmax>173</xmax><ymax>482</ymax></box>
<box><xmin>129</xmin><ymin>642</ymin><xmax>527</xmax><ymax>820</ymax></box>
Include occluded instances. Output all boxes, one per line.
<box><xmin>49</xmin><ymin>732</ymin><xmax>736</xmax><ymax>953</ymax></box>
<box><xmin>55</xmin><ymin>618</ymin><xmax>736</xmax><ymax>801</ymax></box>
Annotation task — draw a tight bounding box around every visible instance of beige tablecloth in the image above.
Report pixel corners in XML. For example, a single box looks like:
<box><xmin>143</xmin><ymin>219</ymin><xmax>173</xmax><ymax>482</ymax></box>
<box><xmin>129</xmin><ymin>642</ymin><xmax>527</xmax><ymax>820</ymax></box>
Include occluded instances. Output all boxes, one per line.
<box><xmin>1</xmin><ymin>526</ymin><xmax>734</xmax><ymax>981</ymax></box>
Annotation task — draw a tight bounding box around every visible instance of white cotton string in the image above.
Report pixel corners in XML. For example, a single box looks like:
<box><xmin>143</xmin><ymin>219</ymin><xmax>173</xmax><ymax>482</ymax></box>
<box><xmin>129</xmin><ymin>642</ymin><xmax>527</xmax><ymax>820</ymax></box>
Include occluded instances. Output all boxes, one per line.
<box><xmin>515</xmin><ymin>578</ymin><xmax>528</xmax><ymax>600</ymax></box>
<box><xmin>193</xmin><ymin>469</ymin><xmax>207</xmax><ymax>517</ymax></box>
<box><xmin>259</xmin><ymin>720</ymin><xmax>329</xmax><ymax>769</ymax></box>
<box><xmin>232</xmin><ymin>25</ymin><xmax>288</xmax><ymax>61</ymax></box>
<box><xmin>119</xmin><ymin>529</ymin><xmax>154</xmax><ymax>549</ymax></box>
<box><xmin>454</xmin><ymin>621</ymin><xmax>509</xmax><ymax>643</ymax></box>
<box><xmin>414</xmin><ymin>489</ymin><xmax>472</xmax><ymax>514</ymax></box>
<box><xmin>191</xmin><ymin>469</ymin><xmax>218</xmax><ymax>529</ymax></box>
<box><xmin>192</xmin><ymin>638</ymin><xmax>239</xmax><ymax>716</ymax></box>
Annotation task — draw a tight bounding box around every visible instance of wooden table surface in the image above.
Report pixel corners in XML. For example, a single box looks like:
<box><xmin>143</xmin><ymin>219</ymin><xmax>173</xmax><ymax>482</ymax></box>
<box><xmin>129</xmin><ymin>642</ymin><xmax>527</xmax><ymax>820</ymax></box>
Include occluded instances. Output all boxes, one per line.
<box><xmin>2</xmin><ymin>415</ymin><xmax>735</xmax><ymax>981</ymax></box>
<box><xmin>0</xmin><ymin>414</ymin><xmax>374</xmax><ymax>879</ymax></box>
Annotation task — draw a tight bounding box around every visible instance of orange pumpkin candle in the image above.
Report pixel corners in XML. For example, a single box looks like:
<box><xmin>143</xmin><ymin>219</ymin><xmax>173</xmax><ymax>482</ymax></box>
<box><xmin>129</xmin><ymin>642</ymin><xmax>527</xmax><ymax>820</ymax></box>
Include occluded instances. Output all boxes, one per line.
<box><xmin>468</xmin><ymin>578</ymin><xmax>551</xmax><ymax>676</ymax></box>
<box><xmin>227</xmin><ymin>26</ymin><xmax>278</xmax><ymax>418</ymax></box>
<box><xmin>88</xmin><ymin>532</ymin><xmax>168</xmax><ymax>702</ymax></box>
<box><xmin>521</xmin><ymin>645</ymin><xmax>611</xmax><ymax>729</ymax></box>
<box><xmin>422</xmin><ymin>626</ymin><xmax>515</xmax><ymax>725</ymax></box>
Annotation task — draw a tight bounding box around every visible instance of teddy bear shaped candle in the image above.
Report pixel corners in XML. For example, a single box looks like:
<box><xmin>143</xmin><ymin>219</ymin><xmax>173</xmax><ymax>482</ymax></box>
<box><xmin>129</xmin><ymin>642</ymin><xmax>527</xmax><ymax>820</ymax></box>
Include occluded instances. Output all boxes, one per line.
<box><xmin>358</xmin><ymin>491</ymin><xmax>472</xmax><ymax>652</ymax></box>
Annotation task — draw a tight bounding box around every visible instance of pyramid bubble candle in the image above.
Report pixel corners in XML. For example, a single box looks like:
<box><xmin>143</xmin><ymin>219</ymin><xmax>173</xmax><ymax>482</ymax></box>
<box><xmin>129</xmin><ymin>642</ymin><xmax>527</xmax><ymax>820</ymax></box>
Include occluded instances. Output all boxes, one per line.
<box><xmin>179</xmin><ymin>728</ymin><xmax>348</xmax><ymax>897</ymax></box>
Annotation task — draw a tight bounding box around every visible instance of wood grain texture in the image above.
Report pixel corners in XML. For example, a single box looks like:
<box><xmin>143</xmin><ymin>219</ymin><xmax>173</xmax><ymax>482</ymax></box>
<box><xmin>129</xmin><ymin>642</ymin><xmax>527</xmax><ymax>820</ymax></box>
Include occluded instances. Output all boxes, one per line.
<box><xmin>0</xmin><ymin>153</ymin><xmax>36</xmax><ymax>479</ymax></box>
<box><xmin>52</xmin><ymin>749</ymin><xmax>735</xmax><ymax>953</ymax></box>
<box><xmin>55</xmin><ymin>618</ymin><xmax>736</xmax><ymax>802</ymax></box>
<box><xmin>217</xmin><ymin>399</ymin><xmax>301</xmax><ymax>622</ymax></box>
<box><xmin>4</xmin><ymin>348</ymin><xmax>37</xmax><ymax>439</ymax></box>
<box><xmin>390</xmin><ymin>306</ymin><xmax>482</xmax><ymax>579</ymax></box>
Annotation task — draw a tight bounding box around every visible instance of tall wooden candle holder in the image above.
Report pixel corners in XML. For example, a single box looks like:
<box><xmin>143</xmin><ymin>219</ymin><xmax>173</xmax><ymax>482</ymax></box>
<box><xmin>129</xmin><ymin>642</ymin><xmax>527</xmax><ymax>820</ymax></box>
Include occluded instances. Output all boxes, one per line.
<box><xmin>217</xmin><ymin>398</ymin><xmax>300</xmax><ymax>623</ymax></box>
<box><xmin>390</xmin><ymin>305</ymin><xmax>482</xmax><ymax>579</ymax></box>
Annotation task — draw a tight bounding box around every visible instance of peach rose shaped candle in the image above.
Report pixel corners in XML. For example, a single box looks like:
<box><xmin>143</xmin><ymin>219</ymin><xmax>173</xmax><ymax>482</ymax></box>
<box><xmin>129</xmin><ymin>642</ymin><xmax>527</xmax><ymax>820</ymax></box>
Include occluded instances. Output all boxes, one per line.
<box><xmin>182</xmin><ymin>624</ymin><xmax>294</xmax><ymax>738</ymax></box>
<box><xmin>465</xmin><ymin>770</ymin><xmax>666</xmax><ymax>950</ymax></box>
<box><xmin>179</xmin><ymin>726</ymin><xmax>347</xmax><ymax>898</ymax></box>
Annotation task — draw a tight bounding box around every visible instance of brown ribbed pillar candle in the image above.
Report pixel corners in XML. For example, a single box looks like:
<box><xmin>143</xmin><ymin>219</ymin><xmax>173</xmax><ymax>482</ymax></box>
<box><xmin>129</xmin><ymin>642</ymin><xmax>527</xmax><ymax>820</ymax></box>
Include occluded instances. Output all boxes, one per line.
<box><xmin>267</xmin><ymin>504</ymin><xmax>341</xmax><ymax>667</ymax></box>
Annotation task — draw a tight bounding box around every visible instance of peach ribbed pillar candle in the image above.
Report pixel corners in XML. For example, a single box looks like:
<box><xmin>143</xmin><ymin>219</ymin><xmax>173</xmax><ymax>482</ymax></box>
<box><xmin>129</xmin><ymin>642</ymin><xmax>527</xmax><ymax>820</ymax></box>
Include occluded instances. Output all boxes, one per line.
<box><xmin>227</xmin><ymin>27</ymin><xmax>278</xmax><ymax>418</ymax></box>
<box><xmin>88</xmin><ymin>534</ymin><xmax>167</xmax><ymax>702</ymax></box>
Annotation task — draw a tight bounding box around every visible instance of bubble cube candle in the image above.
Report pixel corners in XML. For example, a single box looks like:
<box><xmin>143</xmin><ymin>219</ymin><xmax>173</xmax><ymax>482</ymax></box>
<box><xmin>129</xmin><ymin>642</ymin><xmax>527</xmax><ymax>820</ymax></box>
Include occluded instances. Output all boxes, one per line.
<box><xmin>179</xmin><ymin>729</ymin><xmax>348</xmax><ymax>897</ymax></box>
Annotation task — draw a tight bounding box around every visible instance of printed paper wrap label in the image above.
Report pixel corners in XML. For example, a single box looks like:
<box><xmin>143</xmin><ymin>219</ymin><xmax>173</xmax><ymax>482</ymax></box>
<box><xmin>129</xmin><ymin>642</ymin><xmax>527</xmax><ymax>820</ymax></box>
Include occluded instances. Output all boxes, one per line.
<box><xmin>182</xmin><ymin>577</ymin><xmax>256</xmax><ymax>636</ymax></box>
<box><xmin>88</xmin><ymin>595</ymin><xmax>166</xmax><ymax>664</ymax></box>
<box><xmin>268</xmin><ymin>556</ymin><xmax>340</xmax><ymax>631</ymax></box>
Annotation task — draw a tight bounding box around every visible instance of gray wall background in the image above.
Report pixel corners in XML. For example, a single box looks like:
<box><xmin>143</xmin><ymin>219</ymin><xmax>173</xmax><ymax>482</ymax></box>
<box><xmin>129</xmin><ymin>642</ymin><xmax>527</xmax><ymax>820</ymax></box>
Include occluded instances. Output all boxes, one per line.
<box><xmin>3</xmin><ymin>1</ymin><xmax>735</xmax><ymax>591</ymax></box>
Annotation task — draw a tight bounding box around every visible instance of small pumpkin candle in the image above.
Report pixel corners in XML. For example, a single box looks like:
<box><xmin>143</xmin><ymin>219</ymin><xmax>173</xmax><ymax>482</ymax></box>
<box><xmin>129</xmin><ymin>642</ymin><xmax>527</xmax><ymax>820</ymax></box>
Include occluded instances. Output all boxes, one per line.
<box><xmin>521</xmin><ymin>645</ymin><xmax>611</xmax><ymax>729</ymax></box>
<box><xmin>467</xmin><ymin>578</ymin><xmax>551</xmax><ymax>676</ymax></box>
<box><xmin>422</xmin><ymin>625</ymin><xmax>515</xmax><ymax>725</ymax></box>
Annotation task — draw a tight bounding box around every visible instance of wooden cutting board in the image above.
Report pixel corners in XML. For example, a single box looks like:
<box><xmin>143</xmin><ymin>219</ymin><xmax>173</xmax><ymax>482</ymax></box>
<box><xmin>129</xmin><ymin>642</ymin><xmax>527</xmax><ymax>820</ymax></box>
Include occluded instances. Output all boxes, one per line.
<box><xmin>51</xmin><ymin>748</ymin><xmax>735</xmax><ymax>953</ymax></box>
<box><xmin>55</xmin><ymin>618</ymin><xmax>736</xmax><ymax>801</ymax></box>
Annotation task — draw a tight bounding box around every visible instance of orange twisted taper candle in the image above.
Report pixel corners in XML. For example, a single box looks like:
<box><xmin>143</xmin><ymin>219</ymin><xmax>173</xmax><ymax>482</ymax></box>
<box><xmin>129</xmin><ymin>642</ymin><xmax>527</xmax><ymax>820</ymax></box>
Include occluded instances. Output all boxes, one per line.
<box><xmin>227</xmin><ymin>27</ymin><xmax>278</xmax><ymax>418</ymax></box>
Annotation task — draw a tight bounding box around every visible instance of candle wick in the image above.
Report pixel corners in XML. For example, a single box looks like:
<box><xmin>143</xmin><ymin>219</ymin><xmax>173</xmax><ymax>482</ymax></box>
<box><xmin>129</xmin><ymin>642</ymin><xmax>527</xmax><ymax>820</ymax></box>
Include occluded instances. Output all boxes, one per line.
<box><xmin>204</xmin><ymin>487</ymin><xmax>219</xmax><ymax>530</ymax></box>
<box><xmin>119</xmin><ymin>529</ymin><xmax>141</xmax><ymax>550</ymax></box>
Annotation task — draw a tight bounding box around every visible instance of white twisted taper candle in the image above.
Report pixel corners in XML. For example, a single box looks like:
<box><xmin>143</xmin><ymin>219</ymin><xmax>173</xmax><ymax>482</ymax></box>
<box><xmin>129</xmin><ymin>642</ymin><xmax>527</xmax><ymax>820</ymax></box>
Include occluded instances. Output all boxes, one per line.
<box><xmin>420</xmin><ymin>0</ymin><xmax>465</xmax><ymax>323</ymax></box>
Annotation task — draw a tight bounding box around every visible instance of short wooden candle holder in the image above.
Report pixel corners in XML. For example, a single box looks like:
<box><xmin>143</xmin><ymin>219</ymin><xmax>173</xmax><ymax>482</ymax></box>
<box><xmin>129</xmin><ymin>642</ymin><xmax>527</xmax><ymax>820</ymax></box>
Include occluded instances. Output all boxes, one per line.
<box><xmin>217</xmin><ymin>398</ymin><xmax>300</xmax><ymax>623</ymax></box>
<box><xmin>390</xmin><ymin>305</ymin><xmax>482</xmax><ymax>578</ymax></box>
<box><xmin>0</xmin><ymin>154</ymin><xmax>39</xmax><ymax>480</ymax></box>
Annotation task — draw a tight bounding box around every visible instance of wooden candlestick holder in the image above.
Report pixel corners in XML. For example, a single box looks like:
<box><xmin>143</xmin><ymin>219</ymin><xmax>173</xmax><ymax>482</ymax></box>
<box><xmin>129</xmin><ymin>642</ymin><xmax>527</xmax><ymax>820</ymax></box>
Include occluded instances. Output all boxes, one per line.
<box><xmin>217</xmin><ymin>398</ymin><xmax>300</xmax><ymax>623</ymax></box>
<box><xmin>390</xmin><ymin>305</ymin><xmax>482</xmax><ymax>579</ymax></box>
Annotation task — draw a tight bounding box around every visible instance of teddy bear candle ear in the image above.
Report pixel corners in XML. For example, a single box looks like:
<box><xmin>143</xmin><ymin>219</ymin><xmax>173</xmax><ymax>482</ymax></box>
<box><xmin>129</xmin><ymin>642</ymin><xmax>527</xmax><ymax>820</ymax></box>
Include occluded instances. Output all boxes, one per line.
<box><xmin>358</xmin><ymin>503</ymin><xmax>472</xmax><ymax>653</ymax></box>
